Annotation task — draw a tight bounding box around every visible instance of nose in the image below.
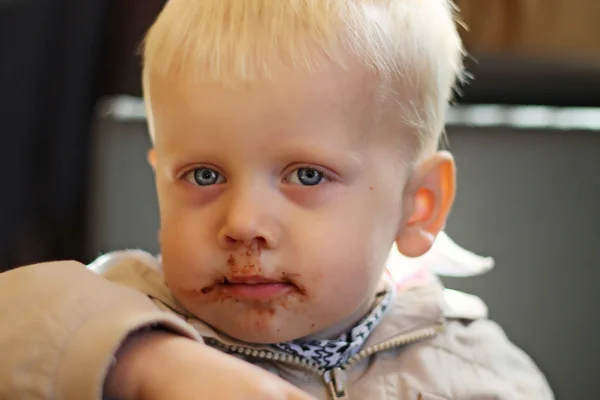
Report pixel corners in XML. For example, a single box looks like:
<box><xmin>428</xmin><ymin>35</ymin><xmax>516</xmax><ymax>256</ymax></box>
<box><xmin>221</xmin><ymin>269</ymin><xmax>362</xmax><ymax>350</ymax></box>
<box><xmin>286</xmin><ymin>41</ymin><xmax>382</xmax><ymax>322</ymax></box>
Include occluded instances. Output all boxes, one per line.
<box><xmin>217</xmin><ymin>186</ymin><xmax>279</xmax><ymax>249</ymax></box>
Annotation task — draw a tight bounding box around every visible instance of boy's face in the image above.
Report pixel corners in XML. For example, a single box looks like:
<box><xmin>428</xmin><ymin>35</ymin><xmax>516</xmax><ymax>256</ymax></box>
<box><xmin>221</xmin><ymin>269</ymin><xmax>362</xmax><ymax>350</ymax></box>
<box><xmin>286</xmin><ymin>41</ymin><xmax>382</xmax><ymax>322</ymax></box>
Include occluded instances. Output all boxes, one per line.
<box><xmin>147</xmin><ymin>62</ymin><xmax>443</xmax><ymax>343</ymax></box>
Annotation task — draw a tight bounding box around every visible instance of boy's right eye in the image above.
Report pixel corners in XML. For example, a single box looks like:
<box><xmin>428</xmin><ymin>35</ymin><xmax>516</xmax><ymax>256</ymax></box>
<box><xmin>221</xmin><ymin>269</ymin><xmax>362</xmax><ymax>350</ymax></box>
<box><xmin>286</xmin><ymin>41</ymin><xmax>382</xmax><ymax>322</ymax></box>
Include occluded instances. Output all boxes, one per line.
<box><xmin>184</xmin><ymin>167</ymin><xmax>226</xmax><ymax>186</ymax></box>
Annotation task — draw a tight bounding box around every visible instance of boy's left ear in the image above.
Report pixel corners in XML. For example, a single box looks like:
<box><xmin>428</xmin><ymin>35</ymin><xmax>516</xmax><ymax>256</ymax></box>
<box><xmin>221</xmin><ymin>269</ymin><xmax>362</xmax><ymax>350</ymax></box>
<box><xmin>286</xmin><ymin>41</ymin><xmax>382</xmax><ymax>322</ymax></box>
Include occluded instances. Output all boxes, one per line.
<box><xmin>395</xmin><ymin>151</ymin><xmax>456</xmax><ymax>258</ymax></box>
<box><xmin>147</xmin><ymin>148</ymin><xmax>157</xmax><ymax>170</ymax></box>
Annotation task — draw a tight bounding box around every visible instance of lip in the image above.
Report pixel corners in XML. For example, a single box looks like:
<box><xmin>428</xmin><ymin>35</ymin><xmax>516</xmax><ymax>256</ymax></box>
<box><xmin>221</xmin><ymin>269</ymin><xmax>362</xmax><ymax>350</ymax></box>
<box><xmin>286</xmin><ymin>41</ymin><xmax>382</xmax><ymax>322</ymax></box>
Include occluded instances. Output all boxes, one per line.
<box><xmin>220</xmin><ymin>282</ymin><xmax>294</xmax><ymax>300</ymax></box>
<box><xmin>202</xmin><ymin>275</ymin><xmax>294</xmax><ymax>301</ymax></box>
<box><xmin>226</xmin><ymin>275</ymin><xmax>283</xmax><ymax>285</ymax></box>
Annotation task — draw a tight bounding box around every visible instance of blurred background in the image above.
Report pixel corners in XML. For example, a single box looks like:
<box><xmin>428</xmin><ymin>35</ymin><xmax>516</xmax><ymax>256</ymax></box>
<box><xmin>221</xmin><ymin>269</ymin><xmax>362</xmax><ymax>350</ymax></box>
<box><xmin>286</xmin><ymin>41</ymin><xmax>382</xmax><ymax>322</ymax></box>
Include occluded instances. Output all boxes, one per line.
<box><xmin>1</xmin><ymin>0</ymin><xmax>599</xmax><ymax>397</ymax></box>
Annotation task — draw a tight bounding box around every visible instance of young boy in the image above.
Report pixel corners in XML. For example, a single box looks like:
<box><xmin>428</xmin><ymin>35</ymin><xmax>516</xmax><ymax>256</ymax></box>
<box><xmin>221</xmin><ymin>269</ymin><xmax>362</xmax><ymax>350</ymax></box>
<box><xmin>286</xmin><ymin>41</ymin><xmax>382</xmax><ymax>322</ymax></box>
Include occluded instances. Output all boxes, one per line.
<box><xmin>0</xmin><ymin>0</ymin><xmax>553</xmax><ymax>399</ymax></box>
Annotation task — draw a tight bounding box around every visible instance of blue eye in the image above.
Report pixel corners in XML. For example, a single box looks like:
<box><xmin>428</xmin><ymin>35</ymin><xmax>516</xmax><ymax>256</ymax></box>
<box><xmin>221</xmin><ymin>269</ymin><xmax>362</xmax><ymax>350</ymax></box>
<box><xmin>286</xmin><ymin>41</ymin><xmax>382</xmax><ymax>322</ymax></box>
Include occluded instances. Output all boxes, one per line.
<box><xmin>186</xmin><ymin>167</ymin><xmax>225</xmax><ymax>186</ymax></box>
<box><xmin>286</xmin><ymin>167</ymin><xmax>326</xmax><ymax>186</ymax></box>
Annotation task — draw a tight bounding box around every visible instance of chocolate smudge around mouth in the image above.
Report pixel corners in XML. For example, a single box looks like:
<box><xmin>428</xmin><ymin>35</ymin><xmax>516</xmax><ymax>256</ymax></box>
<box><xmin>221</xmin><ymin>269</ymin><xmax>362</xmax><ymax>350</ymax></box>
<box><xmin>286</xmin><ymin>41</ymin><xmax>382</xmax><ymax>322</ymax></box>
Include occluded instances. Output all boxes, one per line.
<box><xmin>281</xmin><ymin>272</ymin><xmax>306</xmax><ymax>295</ymax></box>
<box><xmin>196</xmin><ymin>273</ymin><xmax>305</xmax><ymax>297</ymax></box>
<box><xmin>197</xmin><ymin>276</ymin><xmax>227</xmax><ymax>295</ymax></box>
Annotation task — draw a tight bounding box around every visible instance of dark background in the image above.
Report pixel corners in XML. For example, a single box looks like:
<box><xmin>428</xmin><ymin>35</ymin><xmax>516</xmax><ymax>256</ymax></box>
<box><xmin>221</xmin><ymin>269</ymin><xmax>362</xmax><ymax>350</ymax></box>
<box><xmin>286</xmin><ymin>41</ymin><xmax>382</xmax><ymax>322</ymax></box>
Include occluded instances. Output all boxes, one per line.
<box><xmin>1</xmin><ymin>1</ymin><xmax>599</xmax><ymax>398</ymax></box>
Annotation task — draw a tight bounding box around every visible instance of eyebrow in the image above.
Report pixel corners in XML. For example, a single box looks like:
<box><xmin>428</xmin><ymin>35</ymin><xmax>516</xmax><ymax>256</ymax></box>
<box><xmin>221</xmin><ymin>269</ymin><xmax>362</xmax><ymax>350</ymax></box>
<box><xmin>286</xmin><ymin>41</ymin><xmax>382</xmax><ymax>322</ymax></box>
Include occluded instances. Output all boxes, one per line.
<box><xmin>275</xmin><ymin>137</ymin><xmax>366</xmax><ymax>163</ymax></box>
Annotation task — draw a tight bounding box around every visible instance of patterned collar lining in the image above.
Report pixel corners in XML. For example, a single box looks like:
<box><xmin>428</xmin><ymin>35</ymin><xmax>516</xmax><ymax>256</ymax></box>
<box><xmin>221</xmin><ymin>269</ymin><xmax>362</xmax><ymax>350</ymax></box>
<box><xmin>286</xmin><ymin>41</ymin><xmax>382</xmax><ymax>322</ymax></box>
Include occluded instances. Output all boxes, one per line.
<box><xmin>271</xmin><ymin>286</ymin><xmax>395</xmax><ymax>369</ymax></box>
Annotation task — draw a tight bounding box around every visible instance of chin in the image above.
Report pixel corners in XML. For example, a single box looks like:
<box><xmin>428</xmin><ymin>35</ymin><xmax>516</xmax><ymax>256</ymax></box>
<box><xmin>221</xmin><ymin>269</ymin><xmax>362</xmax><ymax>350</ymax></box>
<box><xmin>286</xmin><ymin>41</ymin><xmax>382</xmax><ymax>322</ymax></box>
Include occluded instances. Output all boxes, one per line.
<box><xmin>213</xmin><ymin>317</ymin><xmax>312</xmax><ymax>344</ymax></box>
<box><xmin>231</xmin><ymin>331</ymin><xmax>288</xmax><ymax>344</ymax></box>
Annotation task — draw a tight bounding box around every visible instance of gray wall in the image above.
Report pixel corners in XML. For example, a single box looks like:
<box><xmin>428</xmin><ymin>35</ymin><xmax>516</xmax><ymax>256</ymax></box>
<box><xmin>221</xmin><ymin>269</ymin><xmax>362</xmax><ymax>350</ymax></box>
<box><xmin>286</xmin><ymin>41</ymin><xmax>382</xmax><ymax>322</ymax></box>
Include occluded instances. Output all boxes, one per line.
<box><xmin>442</xmin><ymin>127</ymin><xmax>600</xmax><ymax>399</ymax></box>
<box><xmin>86</xmin><ymin>116</ymin><xmax>600</xmax><ymax>399</ymax></box>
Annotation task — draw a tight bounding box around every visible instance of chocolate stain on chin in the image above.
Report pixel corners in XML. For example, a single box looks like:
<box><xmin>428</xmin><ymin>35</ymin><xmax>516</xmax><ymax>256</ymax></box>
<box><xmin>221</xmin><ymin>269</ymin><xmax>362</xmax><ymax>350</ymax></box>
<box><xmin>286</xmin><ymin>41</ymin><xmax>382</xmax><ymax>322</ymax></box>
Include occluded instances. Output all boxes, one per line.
<box><xmin>256</xmin><ymin>307</ymin><xmax>276</xmax><ymax>317</ymax></box>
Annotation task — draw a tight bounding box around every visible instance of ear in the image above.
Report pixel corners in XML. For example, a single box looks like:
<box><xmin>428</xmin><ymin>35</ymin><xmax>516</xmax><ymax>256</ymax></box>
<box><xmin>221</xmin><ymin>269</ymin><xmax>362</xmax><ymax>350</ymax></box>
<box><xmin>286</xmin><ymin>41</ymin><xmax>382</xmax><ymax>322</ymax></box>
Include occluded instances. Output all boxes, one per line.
<box><xmin>147</xmin><ymin>148</ymin><xmax>157</xmax><ymax>171</ymax></box>
<box><xmin>395</xmin><ymin>151</ymin><xmax>456</xmax><ymax>258</ymax></box>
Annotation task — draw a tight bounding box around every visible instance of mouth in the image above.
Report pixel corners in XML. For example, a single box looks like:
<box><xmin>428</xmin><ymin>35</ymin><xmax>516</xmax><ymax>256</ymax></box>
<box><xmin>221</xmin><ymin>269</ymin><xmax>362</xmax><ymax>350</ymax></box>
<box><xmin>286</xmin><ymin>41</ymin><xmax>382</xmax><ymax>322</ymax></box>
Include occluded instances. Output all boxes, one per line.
<box><xmin>200</xmin><ymin>275</ymin><xmax>299</xmax><ymax>301</ymax></box>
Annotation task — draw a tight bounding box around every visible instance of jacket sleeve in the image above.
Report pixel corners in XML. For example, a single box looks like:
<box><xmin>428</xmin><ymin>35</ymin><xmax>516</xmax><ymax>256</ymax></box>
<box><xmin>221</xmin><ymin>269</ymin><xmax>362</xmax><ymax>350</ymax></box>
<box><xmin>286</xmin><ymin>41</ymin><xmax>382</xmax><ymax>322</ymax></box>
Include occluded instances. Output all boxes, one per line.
<box><xmin>442</xmin><ymin>319</ymin><xmax>555</xmax><ymax>399</ymax></box>
<box><xmin>0</xmin><ymin>261</ymin><xmax>201</xmax><ymax>400</ymax></box>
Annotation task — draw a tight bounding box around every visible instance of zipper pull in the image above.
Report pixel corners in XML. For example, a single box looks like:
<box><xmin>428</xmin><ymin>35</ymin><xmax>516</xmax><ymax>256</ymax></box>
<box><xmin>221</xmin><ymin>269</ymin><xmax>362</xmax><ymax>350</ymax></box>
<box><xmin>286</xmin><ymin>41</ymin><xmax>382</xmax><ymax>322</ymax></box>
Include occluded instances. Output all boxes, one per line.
<box><xmin>323</xmin><ymin>367</ymin><xmax>349</xmax><ymax>399</ymax></box>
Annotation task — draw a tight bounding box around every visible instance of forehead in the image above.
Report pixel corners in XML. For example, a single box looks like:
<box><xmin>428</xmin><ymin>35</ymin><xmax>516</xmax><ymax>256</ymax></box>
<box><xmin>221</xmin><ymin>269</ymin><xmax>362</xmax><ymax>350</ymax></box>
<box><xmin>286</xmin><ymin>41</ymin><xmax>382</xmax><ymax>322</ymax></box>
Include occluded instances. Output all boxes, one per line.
<box><xmin>147</xmin><ymin>60</ymin><xmax>382</xmax><ymax>147</ymax></box>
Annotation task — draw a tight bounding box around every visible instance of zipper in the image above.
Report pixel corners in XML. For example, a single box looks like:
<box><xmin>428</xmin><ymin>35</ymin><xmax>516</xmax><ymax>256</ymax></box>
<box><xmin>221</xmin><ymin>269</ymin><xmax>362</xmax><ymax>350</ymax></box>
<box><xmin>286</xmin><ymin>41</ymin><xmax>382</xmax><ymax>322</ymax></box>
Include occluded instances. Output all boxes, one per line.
<box><xmin>205</xmin><ymin>324</ymin><xmax>444</xmax><ymax>400</ymax></box>
<box><xmin>204</xmin><ymin>337</ymin><xmax>325</xmax><ymax>375</ymax></box>
<box><xmin>323</xmin><ymin>367</ymin><xmax>349</xmax><ymax>399</ymax></box>
<box><xmin>323</xmin><ymin>325</ymin><xmax>444</xmax><ymax>399</ymax></box>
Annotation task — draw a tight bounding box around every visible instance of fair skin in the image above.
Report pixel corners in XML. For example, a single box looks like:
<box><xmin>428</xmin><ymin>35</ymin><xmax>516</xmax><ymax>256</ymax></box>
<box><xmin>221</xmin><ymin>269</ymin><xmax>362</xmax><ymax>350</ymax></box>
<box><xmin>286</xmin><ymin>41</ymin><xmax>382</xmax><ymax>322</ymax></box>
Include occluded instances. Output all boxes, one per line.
<box><xmin>107</xmin><ymin>59</ymin><xmax>455</xmax><ymax>399</ymax></box>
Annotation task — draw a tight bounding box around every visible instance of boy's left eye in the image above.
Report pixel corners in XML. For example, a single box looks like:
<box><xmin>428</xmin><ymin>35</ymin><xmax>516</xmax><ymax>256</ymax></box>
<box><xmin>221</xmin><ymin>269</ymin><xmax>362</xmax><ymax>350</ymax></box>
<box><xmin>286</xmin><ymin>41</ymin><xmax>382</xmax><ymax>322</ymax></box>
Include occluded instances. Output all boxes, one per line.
<box><xmin>185</xmin><ymin>167</ymin><xmax>226</xmax><ymax>186</ymax></box>
<box><xmin>285</xmin><ymin>167</ymin><xmax>327</xmax><ymax>186</ymax></box>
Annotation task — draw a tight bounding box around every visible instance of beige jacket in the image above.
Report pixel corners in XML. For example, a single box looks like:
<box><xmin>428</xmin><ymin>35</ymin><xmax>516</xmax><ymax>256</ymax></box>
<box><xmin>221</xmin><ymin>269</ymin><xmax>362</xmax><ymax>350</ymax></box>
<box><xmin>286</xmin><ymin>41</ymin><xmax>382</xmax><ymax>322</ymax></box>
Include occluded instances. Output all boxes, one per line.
<box><xmin>0</xmin><ymin>252</ymin><xmax>553</xmax><ymax>399</ymax></box>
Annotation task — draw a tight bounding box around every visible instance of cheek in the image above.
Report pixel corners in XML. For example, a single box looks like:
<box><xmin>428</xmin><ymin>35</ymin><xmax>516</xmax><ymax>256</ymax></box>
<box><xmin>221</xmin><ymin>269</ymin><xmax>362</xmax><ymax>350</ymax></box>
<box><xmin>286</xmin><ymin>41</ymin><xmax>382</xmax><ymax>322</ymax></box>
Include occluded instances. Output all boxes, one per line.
<box><xmin>159</xmin><ymin>188</ymin><xmax>216</xmax><ymax>249</ymax></box>
<box><xmin>299</xmin><ymin>219</ymin><xmax>385</xmax><ymax>296</ymax></box>
<box><xmin>159</xmin><ymin>208</ymin><xmax>217</xmax><ymax>280</ymax></box>
<box><xmin>305</xmin><ymin>194</ymin><xmax>395</xmax><ymax>265</ymax></box>
<box><xmin>298</xmin><ymin>191</ymin><xmax>397</xmax><ymax>292</ymax></box>
<box><xmin>307</xmin><ymin>256</ymin><xmax>379</xmax><ymax>324</ymax></box>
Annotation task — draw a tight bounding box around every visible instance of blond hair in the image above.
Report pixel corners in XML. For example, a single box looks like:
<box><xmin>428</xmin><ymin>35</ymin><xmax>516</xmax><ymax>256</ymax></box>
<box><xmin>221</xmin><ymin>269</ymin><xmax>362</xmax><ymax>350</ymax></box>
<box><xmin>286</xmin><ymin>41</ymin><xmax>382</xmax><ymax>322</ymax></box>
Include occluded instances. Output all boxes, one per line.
<box><xmin>142</xmin><ymin>0</ymin><xmax>465</xmax><ymax>159</ymax></box>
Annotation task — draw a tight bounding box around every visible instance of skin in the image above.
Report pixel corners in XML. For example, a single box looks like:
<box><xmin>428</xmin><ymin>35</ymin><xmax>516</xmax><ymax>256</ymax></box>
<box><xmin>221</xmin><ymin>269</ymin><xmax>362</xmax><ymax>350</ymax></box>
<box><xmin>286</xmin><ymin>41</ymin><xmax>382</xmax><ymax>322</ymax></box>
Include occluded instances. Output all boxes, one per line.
<box><xmin>146</xmin><ymin>59</ymin><xmax>455</xmax><ymax>344</ymax></box>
